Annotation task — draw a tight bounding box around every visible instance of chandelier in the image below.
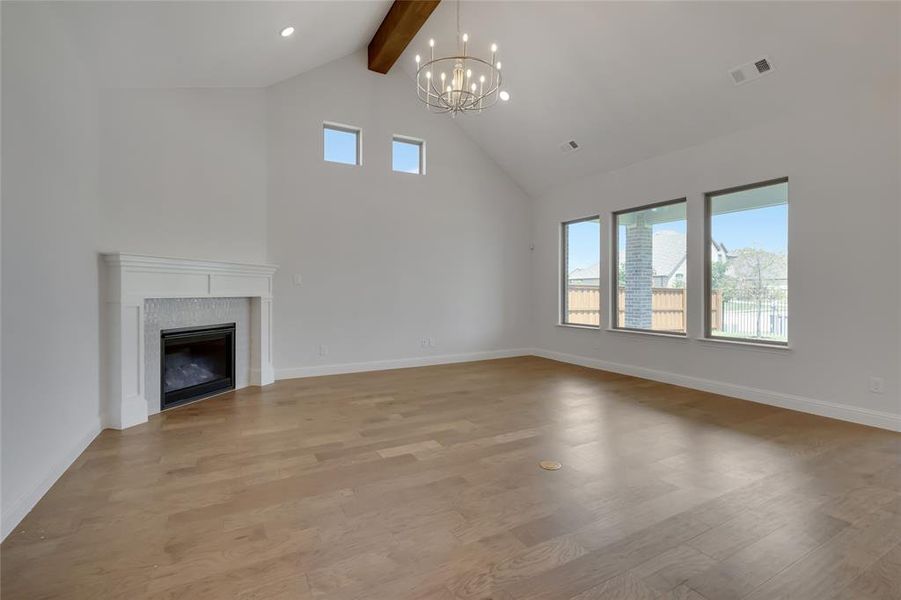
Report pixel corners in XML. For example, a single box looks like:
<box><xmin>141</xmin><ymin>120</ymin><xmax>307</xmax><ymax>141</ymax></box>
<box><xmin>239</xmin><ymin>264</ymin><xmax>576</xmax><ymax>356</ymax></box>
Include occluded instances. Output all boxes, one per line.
<box><xmin>414</xmin><ymin>1</ymin><xmax>508</xmax><ymax>115</ymax></box>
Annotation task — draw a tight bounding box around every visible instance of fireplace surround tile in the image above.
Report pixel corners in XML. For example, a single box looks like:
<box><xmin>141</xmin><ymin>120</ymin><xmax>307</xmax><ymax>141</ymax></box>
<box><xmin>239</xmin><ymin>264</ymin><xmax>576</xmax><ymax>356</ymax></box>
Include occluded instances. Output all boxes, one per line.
<box><xmin>145</xmin><ymin>298</ymin><xmax>250</xmax><ymax>414</ymax></box>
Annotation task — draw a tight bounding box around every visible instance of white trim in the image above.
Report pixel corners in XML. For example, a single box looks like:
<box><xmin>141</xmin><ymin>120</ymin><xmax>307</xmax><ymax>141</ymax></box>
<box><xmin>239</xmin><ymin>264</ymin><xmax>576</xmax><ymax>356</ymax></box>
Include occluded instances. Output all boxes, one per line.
<box><xmin>557</xmin><ymin>323</ymin><xmax>600</xmax><ymax>331</ymax></box>
<box><xmin>531</xmin><ymin>348</ymin><xmax>901</xmax><ymax>432</ymax></box>
<box><xmin>1</xmin><ymin>420</ymin><xmax>103</xmax><ymax>542</ymax></box>
<box><xmin>276</xmin><ymin>348</ymin><xmax>532</xmax><ymax>380</ymax></box>
<box><xmin>698</xmin><ymin>337</ymin><xmax>792</xmax><ymax>352</ymax></box>
<box><xmin>605</xmin><ymin>328</ymin><xmax>687</xmax><ymax>340</ymax></box>
<box><xmin>103</xmin><ymin>253</ymin><xmax>277</xmax><ymax>278</ymax></box>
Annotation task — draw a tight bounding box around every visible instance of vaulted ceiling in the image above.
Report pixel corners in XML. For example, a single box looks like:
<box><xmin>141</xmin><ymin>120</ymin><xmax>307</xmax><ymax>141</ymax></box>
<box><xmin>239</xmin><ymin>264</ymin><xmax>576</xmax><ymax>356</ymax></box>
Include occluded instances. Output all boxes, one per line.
<box><xmin>50</xmin><ymin>1</ymin><xmax>899</xmax><ymax>197</ymax></box>
<box><xmin>50</xmin><ymin>0</ymin><xmax>392</xmax><ymax>88</ymax></box>
<box><xmin>400</xmin><ymin>1</ymin><xmax>898</xmax><ymax>196</ymax></box>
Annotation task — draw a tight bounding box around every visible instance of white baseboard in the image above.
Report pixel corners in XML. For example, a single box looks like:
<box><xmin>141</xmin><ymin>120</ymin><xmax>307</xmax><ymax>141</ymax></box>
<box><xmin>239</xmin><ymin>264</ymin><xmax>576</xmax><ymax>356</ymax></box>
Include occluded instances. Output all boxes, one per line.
<box><xmin>532</xmin><ymin>348</ymin><xmax>901</xmax><ymax>432</ymax></box>
<box><xmin>1</xmin><ymin>419</ymin><xmax>103</xmax><ymax>542</ymax></box>
<box><xmin>275</xmin><ymin>348</ymin><xmax>532</xmax><ymax>380</ymax></box>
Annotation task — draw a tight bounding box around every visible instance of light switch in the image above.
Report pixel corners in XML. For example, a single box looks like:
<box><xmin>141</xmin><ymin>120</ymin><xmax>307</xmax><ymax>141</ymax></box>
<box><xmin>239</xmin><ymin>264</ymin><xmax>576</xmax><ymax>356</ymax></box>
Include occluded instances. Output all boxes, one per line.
<box><xmin>293</xmin><ymin>274</ymin><xmax>303</xmax><ymax>286</ymax></box>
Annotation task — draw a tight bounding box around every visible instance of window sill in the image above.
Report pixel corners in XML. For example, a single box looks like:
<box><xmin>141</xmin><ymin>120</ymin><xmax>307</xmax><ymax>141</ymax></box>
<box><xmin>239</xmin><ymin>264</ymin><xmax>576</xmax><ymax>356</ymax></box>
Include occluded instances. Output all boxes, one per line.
<box><xmin>698</xmin><ymin>337</ymin><xmax>792</xmax><ymax>352</ymax></box>
<box><xmin>605</xmin><ymin>328</ymin><xmax>687</xmax><ymax>340</ymax></box>
<box><xmin>557</xmin><ymin>323</ymin><xmax>601</xmax><ymax>331</ymax></box>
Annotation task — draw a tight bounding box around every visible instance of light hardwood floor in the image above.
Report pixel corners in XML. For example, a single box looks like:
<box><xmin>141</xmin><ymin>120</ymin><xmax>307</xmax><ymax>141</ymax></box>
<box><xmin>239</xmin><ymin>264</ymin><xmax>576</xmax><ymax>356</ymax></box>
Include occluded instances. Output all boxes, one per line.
<box><xmin>2</xmin><ymin>357</ymin><xmax>900</xmax><ymax>599</ymax></box>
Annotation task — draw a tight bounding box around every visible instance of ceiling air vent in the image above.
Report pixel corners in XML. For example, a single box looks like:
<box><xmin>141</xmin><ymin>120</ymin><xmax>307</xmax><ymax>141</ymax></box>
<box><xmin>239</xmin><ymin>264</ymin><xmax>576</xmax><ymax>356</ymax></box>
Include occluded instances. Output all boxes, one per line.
<box><xmin>559</xmin><ymin>140</ymin><xmax>580</xmax><ymax>154</ymax></box>
<box><xmin>729</xmin><ymin>56</ymin><xmax>774</xmax><ymax>86</ymax></box>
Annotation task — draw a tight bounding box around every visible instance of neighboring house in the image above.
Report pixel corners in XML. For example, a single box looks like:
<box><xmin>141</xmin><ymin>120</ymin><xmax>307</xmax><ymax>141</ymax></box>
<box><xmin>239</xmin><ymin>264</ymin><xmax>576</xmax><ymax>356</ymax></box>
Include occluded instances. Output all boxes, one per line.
<box><xmin>569</xmin><ymin>231</ymin><xmax>728</xmax><ymax>288</ymax></box>
<box><xmin>567</xmin><ymin>262</ymin><xmax>600</xmax><ymax>286</ymax></box>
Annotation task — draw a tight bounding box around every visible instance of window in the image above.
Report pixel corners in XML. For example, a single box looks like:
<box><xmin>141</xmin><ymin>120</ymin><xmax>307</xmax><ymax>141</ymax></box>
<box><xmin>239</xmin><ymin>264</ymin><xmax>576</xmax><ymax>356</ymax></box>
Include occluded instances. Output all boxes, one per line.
<box><xmin>392</xmin><ymin>136</ymin><xmax>424</xmax><ymax>174</ymax></box>
<box><xmin>323</xmin><ymin>123</ymin><xmax>360</xmax><ymax>165</ymax></box>
<box><xmin>613</xmin><ymin>199</ymin><xmax>687</xmax><ymax>334</ymax></box>
<box><xmin>706</xmin><ymin>178</ymin><xmax>788</xmax><ymax>345</ymax></box>
<box><xmin>561</xmin><ymin>217</ymin><xmax>601</xmax><ymax>326</ymax></box>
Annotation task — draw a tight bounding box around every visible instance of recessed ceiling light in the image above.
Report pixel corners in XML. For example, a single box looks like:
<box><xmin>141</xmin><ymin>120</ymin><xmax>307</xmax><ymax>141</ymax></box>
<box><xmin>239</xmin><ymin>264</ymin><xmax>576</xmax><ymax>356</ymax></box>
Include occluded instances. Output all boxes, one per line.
<box><xmin>280</xmin><ymin>26</ymin><xmax>295</xmax><ymax>38</ymax></box>
<box><xmin>499</xmin><ymin>90</ymin><xmax>510</xmax><ymax>101</ymax></box>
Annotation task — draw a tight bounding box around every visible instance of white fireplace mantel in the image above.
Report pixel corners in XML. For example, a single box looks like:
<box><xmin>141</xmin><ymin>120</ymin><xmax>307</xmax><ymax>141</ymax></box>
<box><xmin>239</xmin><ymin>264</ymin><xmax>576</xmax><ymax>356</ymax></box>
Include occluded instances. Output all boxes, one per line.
<box><xmin>103</xmin><ymin>253</ymin><xmax>278</xmax><ymax>429</ymax></box>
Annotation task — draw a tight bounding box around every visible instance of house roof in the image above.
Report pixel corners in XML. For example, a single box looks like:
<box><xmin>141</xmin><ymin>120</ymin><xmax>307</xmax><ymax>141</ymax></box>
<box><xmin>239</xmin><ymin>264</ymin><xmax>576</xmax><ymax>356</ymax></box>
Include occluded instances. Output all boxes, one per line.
<box><xmin>605</xmin><ymin>230</ymin><xmax>687</xmax><ymax>278</ymax></box>
<box><xmin>648</xmin><ymin>230</ymin><xmax>686</xmax><ymax>279</ymax></box>
<box><xmin>571</xmin><ymin>231</ymin><xmax>727</xmax><ymax>280</ymax></box>
<box><xmin>568</xmin><ymin>263</ymin><xmax>600</xmax><ymax>281</ymax></box>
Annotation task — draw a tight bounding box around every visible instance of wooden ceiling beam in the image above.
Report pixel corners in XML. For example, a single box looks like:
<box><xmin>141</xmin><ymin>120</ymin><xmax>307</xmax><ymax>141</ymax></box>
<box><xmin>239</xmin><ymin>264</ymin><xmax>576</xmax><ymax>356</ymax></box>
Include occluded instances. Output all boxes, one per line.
<box><xmin>368</xmin><ymin>0</ymin><xmax>440</xmax><ymax>74</ymax></box>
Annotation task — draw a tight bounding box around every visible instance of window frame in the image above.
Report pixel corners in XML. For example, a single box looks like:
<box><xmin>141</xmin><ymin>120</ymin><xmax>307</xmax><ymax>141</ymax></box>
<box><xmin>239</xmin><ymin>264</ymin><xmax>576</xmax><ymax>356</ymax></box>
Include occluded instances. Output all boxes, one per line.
<box><xmin>392</xmin><ymin>135</ymin><xmax>425</xmax><ymax>175</ymax></box>
<box><xmin>704</xmin><ymin>176</ymin><xmax>789</xmax><ymax>346</ymax></box>
<box><xmin>560</xmin><ymin>215</ymin><xmax>602</xmax><ymax>328</ymax></box>
<box><xmin>611</xmin><ymin>197</ymin><xmax>688</xmax><ymax>336</ymax></box>
<box><xmin>323</xmin><ymin>122</ymin><xmax>362</xmax><ymax>166</ymax></box>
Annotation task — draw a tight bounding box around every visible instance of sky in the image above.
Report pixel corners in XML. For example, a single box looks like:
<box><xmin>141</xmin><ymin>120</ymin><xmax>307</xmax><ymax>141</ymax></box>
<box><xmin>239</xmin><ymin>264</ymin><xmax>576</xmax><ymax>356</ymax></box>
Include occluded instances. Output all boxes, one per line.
<box><xmin>392</xmin><ymin>140</ymin><xmax>421</xmax><ymax>174</ymax></box>
<box><xmin>712</xmin><ymin>204</ymin><xmax>787</xmax><ymax>254</ymax></box>
<box><xmin>323</xmin><ymin>127</ymin><xmax>421</xmax><ymax>174</ymax></box>
<box><xmin>324</xmin><ymin>127</ymin><xmax>358</xmax><ymax>165</ymax></box>
<box><xmin>569</xmin><ymin>204</ymin><xmax>787</xmax><ymax>274</ymax></box>
<box><xmin>566</xmin><ymin>219</ymin><xmax>600</xmax><ymax>271</ymax></box>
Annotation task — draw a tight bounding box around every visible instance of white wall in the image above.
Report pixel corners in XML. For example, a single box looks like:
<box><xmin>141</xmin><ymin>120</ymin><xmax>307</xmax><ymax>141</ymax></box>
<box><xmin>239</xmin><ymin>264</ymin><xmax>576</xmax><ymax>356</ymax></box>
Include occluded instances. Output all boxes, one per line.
<box><xmin>1</xmin><ymin>8</ymin><xmax>271</xmax><ymax>540</ymax></box>
<box><xmin>531</xmin><ymin>89</ymin><xmax>901</xmax><ymax>429</ymax></box>
<box><xmin>267</xmin><ymin>52</ymin><xmax>532</xmax><ymax>376</ymax></box>
<box><xmin>1</xmin><ymin>2</ymin><xmax>103</xmax><ymax>539</ymax></box>
<box><xmin>99</xmin><ymin>88</ymin><xmax>267</xmax><ymax>263</ymax></box>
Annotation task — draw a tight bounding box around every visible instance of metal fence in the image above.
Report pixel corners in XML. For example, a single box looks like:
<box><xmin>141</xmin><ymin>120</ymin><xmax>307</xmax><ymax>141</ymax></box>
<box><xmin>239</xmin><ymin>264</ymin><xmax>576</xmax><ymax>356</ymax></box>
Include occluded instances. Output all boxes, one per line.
<box><xmin>717</xmin><ymin>291</ymin><xmax>788</xmax><ymax>340</ymax></box>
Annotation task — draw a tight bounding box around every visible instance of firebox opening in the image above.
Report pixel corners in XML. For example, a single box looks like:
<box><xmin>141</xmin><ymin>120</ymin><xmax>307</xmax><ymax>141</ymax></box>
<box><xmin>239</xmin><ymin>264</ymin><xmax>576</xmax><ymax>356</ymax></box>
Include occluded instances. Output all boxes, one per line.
<box><xmin>160</xmin><ymin>323</ymin><xmax>236</xmax><ymax>410</ymax></box>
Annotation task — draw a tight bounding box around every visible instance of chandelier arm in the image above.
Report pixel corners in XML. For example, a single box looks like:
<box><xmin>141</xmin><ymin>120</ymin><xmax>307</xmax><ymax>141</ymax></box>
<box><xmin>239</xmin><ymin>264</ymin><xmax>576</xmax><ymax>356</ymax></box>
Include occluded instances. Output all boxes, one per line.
<box><xmin>418</xmin><ymin>74</ymin><xmax>452</xmax><ymax>111</ymax></box>
<box><xmin>431</xmin><ymin>80</ymin><xmax>450</xmax><ymax>110</ymax></box>
<box><xmin>413</xmin><ymin>20</ymin><xmax>507</xmax><ymax>116</ymax></box>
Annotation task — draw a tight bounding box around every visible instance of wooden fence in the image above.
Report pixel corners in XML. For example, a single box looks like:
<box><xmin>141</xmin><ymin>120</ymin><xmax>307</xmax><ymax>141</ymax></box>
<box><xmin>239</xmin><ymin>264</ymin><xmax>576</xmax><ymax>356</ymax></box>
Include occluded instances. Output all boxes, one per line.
<box><xmin>566</xmin><ymin>286</ymin><xmax>722</xmax><ymax>331</ymax></box>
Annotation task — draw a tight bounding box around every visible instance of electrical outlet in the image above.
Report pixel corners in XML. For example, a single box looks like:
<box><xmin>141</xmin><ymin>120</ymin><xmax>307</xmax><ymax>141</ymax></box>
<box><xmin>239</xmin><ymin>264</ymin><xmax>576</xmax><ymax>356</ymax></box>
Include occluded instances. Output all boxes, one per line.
<box><xmin>428</xmin><ymin>337</ymin><xmax>436</xmax><ymax>348</ymax></box>
<box><xmin>293</xmin><ymin>274</ymin><xmax>303</xmax><ymax>286</ymax></box>
<box><xmin>868</xmin><ymin>376</ymin><xmax>884</xmax><ymax>394</ymax></box>
<box><xmin>420</xmin><ymin>338</ymin><xmax>428</xmax><ymax>348</ymax></box>
<box><xmin>318</xmin><ymin>344</ymin><xmax>328</xmax><ymax>357</ymax></box>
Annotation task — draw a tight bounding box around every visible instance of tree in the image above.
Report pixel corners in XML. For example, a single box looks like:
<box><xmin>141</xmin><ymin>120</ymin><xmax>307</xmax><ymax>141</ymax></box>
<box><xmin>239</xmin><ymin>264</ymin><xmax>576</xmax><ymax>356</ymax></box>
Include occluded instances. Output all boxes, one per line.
<box><xmin>727</xmin><ymin>248</ymin><xmax>787</xmax><ymax>338</ymax></box>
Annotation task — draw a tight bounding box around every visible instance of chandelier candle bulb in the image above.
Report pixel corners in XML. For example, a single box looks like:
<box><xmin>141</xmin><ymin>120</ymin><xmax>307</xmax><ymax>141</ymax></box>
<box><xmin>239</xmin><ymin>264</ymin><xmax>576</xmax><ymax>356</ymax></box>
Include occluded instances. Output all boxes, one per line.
<box><xmin>479</xmin><ymin>78</ymin><xmax>484</xmax><ymax>111</ymax></box>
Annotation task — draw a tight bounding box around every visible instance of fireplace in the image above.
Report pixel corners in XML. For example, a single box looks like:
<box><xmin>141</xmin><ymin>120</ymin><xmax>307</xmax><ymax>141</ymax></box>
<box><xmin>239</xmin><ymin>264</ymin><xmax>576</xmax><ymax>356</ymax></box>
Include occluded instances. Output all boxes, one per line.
<box><xmin>160</xmin><ymin>323</ymin><xmax>236</xmax><ymax>409</ymax></box>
